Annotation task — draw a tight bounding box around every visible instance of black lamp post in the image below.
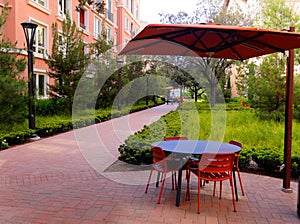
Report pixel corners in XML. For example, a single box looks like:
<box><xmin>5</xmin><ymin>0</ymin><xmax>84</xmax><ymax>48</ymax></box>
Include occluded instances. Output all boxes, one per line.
<box><xmin>117</xmin><ymin>59</ymin><xmax>124</xmax><ymax>111</ymax></box>
<box><xmin>21</xmin><ymin>21</ymin><xmax>38</xmax><ymax>131</ymax></box>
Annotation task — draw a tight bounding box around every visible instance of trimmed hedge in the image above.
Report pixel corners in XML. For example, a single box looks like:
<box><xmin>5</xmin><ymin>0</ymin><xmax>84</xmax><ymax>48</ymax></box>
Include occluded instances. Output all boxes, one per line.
<box><xmin>0</xmin><ymin>99</ymin><xmax>164</xmax><ymax>149</ymax></box>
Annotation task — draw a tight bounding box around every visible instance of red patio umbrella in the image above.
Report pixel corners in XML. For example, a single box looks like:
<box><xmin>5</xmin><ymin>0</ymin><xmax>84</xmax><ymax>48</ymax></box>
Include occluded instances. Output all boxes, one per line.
<box><xmin>120</xmin><ymin>23</ymin><xmax>300</xmax><ymax>193</ymax></box>
<box><xmin>120</xmin><ymin>23</ymin><xmax>300</xmax><ymax>60</ymax></box>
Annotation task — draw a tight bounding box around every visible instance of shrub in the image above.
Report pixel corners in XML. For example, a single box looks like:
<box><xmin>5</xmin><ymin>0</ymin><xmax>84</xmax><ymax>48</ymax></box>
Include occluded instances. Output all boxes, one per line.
<box><xmin>118</xmin><ymin>103</ymin><xmax>300</xmax><ymax>179</ymax></box>
<box><xmin>0</xmin><ymin>101</ymin><xmax>164</xmax><ymax>148</ymax></box>
<box><xmin>35</xmin><ymin>98</ymin><xmax>69</xmax><ymax>116</ymax></box>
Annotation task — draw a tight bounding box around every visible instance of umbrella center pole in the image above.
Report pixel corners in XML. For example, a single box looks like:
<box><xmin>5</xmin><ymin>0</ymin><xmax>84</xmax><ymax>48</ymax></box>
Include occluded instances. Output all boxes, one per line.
<box><xmin>282</xmin><ymin>26</ymin><xmax>295</xmax><ymax>194</ymax></box>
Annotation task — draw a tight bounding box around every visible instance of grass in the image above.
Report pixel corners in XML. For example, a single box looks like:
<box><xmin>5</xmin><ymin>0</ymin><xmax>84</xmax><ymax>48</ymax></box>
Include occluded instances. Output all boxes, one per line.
<box><xmin>170</xmin><ymin>104</ymin><xmax>300</xmax><ymax>157</ymax></box>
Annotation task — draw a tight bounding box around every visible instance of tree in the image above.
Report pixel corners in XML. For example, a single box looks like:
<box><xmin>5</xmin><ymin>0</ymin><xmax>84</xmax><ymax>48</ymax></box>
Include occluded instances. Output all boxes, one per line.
<box><xmin>46</xmin><ymin>13</ymin><xmax>90</xmax><ymax>114</ymax></box>
<box><xmin>159</xmin><ymin>0</ymin><xmax>256</xmax><ymax>107</ymax></box>
<box><xmin>0</xmin><ymin>4</ymin><xmax>27</xmax><ymax>126</ymax></box>
<box><xmin>238</xmin><ymin>0</ymin><xmax>300</xmax><ymax>121</ymax></box>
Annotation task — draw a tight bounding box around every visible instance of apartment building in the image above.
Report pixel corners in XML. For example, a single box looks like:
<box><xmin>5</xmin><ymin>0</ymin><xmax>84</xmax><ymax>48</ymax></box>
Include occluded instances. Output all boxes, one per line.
<box><xmin>0</xmin><ymin>0</ymin><xmax>141</xmax><ymax>98</ymax></box>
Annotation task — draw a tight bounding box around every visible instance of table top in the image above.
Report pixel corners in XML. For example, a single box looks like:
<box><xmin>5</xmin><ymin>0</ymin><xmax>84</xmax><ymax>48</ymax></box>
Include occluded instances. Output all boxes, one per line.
<box><xmin>151</xmin><ymin>140</ymin><xmax>241</xmax><ymax>155</ymax></box>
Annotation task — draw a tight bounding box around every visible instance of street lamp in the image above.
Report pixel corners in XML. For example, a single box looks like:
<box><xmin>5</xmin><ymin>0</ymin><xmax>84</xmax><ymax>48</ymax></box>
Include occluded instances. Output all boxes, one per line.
<box><xmin>117</xmin><ymin>59</ymin><xmax>124</xmax><ymax>111</ymax></box>
<box><xmin>21</xmin><ymin>21</ymin><xmax>38</xmax><ymax>134</ymax></box>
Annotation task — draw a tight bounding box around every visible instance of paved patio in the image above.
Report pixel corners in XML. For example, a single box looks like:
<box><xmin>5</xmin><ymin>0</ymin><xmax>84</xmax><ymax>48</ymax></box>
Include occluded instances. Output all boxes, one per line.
<box><xmin>0</xmin><ymin>104</ymin><xmax>299</xmax><ymax>223</ymax></box>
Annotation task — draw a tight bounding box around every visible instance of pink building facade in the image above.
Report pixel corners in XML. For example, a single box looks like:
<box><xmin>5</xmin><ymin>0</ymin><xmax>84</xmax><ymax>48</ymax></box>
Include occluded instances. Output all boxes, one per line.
<box><xmin>0</xmin><ymin>0</ymin><xmax>141</xmax><ymax>98</ymax></box>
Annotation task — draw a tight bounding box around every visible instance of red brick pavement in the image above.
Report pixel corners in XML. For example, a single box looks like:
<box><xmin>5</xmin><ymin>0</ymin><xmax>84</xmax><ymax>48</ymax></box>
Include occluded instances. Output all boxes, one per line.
<box><xmin>0</xmin><ymin>104</ymin><xmax>299</xmax><ymax>223</ymax></box>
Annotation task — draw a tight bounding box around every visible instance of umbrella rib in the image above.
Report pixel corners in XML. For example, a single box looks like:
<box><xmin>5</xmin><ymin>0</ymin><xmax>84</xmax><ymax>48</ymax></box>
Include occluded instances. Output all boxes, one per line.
<box><xmin>210</xmin><ymin>32</ymin><xmax>285</xmax><ymax>55</ymax></box>
<box><xmin>207</xmin><ymin>32</ymin><xmax>265</xmax><ymax>52</ymax></box>
<box><xmin>215</xmin><ymin>32</ymin><xmax>243</xmax><ymax>60</ymax></box>
<box><xmin>248</xmin><ymin>37</ymin><xmax>286</xmax><ymax>53</ymax></box>
<box><xmin>191</xmin><ymin>29</ymin><xmax>209</xmax><ymax>50</ymax></box>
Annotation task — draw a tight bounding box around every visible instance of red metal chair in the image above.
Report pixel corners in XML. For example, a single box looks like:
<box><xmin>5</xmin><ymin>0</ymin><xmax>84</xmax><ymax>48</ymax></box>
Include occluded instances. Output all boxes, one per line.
<box><xmin>229</xmin><ymin>140</ymin><xmax>245</xmax><ymax>196</ymax></box>
<box><xmin>213</xmin><ymin>140</ymin><xmax>245</xmax><ymax>199</ymax></box>
<box><xmin>187</xmin><ymin>152</ymin><xmax>237</xmax><ymax>214</ymax></box>
<box><xmin>145</xmin><ymin>146</ymin><xmax>181</xmax><ymax>204</ymax></box>
<box><xmin>164</xmin><ymin>136</ymin><xmax>188</xmax><ymax>190</ymax></box>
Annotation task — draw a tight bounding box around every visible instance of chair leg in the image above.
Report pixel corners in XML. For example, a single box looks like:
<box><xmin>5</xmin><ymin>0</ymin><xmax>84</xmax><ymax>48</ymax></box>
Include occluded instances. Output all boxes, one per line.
<box><xmin>158</xmin><ymin>172</ymin><xmax>167</xmax><ymax>204</ymax></box>
<box><xmin>185</xmin><ymin>169</ymin><xmax>190</xmax><ymax>201</ymax></box>
<box><xmin>237</xmin><ymin>170</ymin><xmax>245</xmax><ymax>195</ymax></box>
<box><xmin>172</xmin><ymin>172</ymin><xmax>175</xmax><ymax>190</ymax></box>
<box><xmin>156</xmin><ymin>172</ymin><xmax>160</xmax><ymax>187</ymax></box>
<box><xmin>229</xmin><ymin>177</ymin><xmax>237</xmax><ymax>212</ymax></box>
<box><xmin>145</xmin><ymin>169</ymin><xmax>153</xmax><ymax>193</ymax></box>
<box><xmin>219</xmin><ymin>181</ymin><xmax>223</xmax><ymax>199</ymax></box>
<box><xmin>174</xmin><ymin>172</ymin><xmax>177</xmax><ymax>190</ymax></box>
<box><xmin>213</xmin><ymin>181</ymin><xmax>216</xmax><ymax>197</ymax></box>
<box><xmin>198</xmin><ymin>177</ymin><xmax>201</xmax><ymax>214</ymax></box>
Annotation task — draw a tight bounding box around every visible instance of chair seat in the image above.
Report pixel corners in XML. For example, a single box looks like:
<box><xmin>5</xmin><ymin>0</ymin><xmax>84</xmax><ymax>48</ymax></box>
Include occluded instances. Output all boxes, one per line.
<box><xmin>192</xmin><ymin>170</ymin><xmax>231</xmax><ymax>181</ymax></box>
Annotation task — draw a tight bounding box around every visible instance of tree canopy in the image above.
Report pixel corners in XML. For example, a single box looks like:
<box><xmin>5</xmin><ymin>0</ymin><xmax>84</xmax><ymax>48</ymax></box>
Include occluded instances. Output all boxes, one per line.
<box><xmin>158</xmin><ymin>0</ymin><xmax>256</xmax><ymax>106</ymax></box>
<box><xmin>0</xmin><ymin>4</ymin><xmax>27</xmax><ymax>126</ymax></box>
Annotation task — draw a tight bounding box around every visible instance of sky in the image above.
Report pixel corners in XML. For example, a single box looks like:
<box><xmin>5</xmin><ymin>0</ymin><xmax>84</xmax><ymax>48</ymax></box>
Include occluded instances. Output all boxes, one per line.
<box><xmin>140</xmin><ymin>0</ymin><xmax>198</xmax><ymax>23</ymax></box>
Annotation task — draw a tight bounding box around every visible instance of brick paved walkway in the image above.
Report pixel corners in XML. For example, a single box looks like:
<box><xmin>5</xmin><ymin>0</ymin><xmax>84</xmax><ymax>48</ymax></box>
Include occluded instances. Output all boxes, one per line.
<box><xmin>0</xmin><ymin>104</ymin><xmax>299</xmax><ymax>223</ymax></box>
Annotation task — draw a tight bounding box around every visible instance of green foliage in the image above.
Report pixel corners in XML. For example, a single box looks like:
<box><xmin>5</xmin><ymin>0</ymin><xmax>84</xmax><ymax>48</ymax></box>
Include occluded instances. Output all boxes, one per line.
<box><xmin>118</xmin><ymin>103</ymin><xmax>300</xmax><ymax>178</ymax></box>
<box><xmin>257</xmin><ymin>0</ymin><xmax>300</xmax><ymax>30</ymax></box>
<box><xmin>0</xmin><ymin>101</ymin><xmax>164</xmax><ymax>148</ymax></box>
<box><xmin>239</xmin><ymin>0</ymin><xmax>300</xmax><ymax>121</ymax></box>
<box><xmin>239</xmin><ymin>54</ymin><xmax>286</xmax><ymax>121</ymax></box>
<box><xmin>293</xmin><ymin>76</ymin><xmax>300</xmax><ymax>122</ymax></box>
<box><xmin>0</xmin><ymin>5</ymin><xmax>27</xmax><ymax>126</ymax></box>
<box><xmin>35</xmin><ymin>98</ymin><xmax>70</xmax><ymax>116</ymax></box>
<box><xmin>118</xmin><ymin>110</ymin><xmax>190</xmax><ymax>164</ymax></box>
<box><xmin>46</xmin><ymin>13</ymin><xmax>90</xmax><ymax>115</ymax></box>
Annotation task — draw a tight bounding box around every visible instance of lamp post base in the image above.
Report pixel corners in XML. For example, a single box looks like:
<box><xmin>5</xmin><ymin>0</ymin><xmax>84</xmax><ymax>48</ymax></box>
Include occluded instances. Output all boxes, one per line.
<box><xmin>281</xmin><ymin>187</ymin><xmax>293</xmax><ymax>193</ymax></box>
<box><xmin>29</xmin><ymin>133</ymin><xmax>40</xmax><ymax>141</ymax></box>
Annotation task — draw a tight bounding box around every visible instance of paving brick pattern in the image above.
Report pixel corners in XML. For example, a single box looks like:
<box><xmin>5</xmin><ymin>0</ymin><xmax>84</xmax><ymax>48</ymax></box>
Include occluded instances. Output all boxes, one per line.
<box><xmin>0</xmin><ymin>105</ymin><xmax>299</xmax><ymax>223</ymax></box>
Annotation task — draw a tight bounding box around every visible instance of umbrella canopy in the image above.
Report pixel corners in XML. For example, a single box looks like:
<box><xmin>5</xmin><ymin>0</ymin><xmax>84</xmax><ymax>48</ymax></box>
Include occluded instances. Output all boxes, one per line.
<box><xmin>120</xmin><ymin>23</ymin><xmax>300</xmax><ymax>60</ymax></box>
<box><xmin>120</xmin><ymin>23</ymin><xmax>300</xmax><ymax>192</ymax></box>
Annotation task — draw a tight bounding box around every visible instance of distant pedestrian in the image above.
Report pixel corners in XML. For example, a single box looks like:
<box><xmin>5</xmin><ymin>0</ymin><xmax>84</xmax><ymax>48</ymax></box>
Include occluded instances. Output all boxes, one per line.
<box><xmin>171</xmin><ymin>92</ymin><xmax>175</xmax><ymax>104</ymax></box>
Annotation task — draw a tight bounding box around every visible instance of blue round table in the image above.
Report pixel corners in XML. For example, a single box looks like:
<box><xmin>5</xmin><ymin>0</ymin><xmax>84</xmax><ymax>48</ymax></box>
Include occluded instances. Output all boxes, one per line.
<box><xmin>151</xmin><ymin>140</ymin><xmax>242</xmax><ymax>206</ymax></box>
<box><xmin>152</xmin><ymin>140</ymin><xmax>241</xmax><ymax>155</ymax></box>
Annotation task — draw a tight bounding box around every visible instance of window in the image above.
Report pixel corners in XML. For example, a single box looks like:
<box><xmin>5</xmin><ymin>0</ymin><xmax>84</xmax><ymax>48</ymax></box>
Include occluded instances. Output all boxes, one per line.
<box><xmin>131</xmin><ymin>0</ymin><xmax>134</xmax><ymax>13</ymax></box>
<box><xmin>135</xmin><ymin>5</ymin><xmax>139</xmax><ymax>19</ymax></box>
<box><xmin>106</xmin><ymin>26</ymin><xmax>112</xmax><ymax>42</ymax></box>
<box><xmin>126</xmin><ymin>0</ymin><xmax>130</xmax><ymax>9</ymax></box>
<box><xmin>33</xmin><ymin>0</ymin><xmax>46</xmax><ymax>7</ymax></box>
<box><xmin>57</xmin><ymin>34</ymin><xmax>67</xmax><ymax>57</ymax></box>
<box><xmin>94</xmin><ymin>17</ymin><xmax>102</xmax><ymax>37</ymax></box>
<box><xmin>33</xmin><ymin>25</ymin><xmax>46</xmax><ymax>55</ymax></box>
<box><xmin>59</xmin><ymin>0</ymin><xmax>70</xmax><ymax>16</ymax></box>
<box><xmin>125</xmin><ymin>17</ymin><xmax>129</xmax><ymax>31</ymax></box>
<box><xmin>131</xmin><ymin>23</ymin><xmax>136</xmax><ymax>36</ymax></box>
<box><xmin>28</xmin><ymin>0</ymin><xmax>50</xmax><ymax>14</ymax></box>
<box><xmin>106</xmin><ymin>0</ymin><xmax>113</xmax><ymax>22</ymax></box>
<box><xmin>79</xmin><ymin>8</ymin><xmax>87</xmax><ymax>30</ymax></box>
<box><xmin>34</xmin><ymin>73</ymin><xmax>48</xmax><ymax>98</ymax></box>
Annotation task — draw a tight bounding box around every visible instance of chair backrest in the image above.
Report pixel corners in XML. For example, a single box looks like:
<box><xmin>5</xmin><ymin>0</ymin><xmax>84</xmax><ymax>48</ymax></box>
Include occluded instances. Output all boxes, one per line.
<box><xmin>198</xmin><ymin>152</ymin><xmax>235</xmax><ymax>173</ymax></box>
<box><xmin>164</xmin><ymin>136</ymin><xmax>188</xmax><ymax>141</ymax></box>
<box><xmin>151</xmin><ymin>146</ymin><xmax>166</xmax><ymax>163</ymax></box>
<box><xmin>229</xmin><ymin>140</ymin><xmax>243</xmax><ymax>148</ymax></box>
